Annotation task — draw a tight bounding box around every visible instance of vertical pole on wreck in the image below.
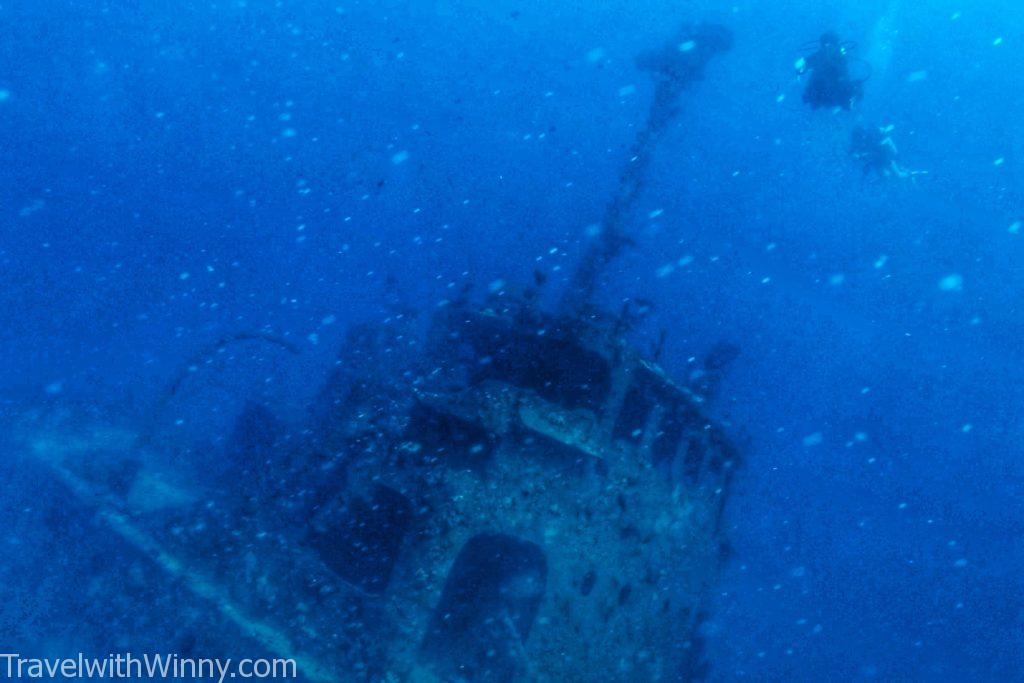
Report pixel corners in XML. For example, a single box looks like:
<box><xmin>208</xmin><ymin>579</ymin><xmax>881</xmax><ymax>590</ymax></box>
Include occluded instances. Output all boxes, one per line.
<box><xmin>560</xmin><ymin>23</ymin><xmax>733</xmax><ymax>317</ymax></box>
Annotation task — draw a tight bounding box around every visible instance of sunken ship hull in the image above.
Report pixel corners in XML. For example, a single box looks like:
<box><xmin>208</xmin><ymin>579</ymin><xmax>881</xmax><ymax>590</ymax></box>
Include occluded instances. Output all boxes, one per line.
<box><xmin>18</xmin><ymin>297</ymin><xmax>737</xmax><ymax>682</ymax></box>
<box><xmin>11</xmin><ymin>21</ymin><xmax>739</xmax><ymax>683</ymax></box>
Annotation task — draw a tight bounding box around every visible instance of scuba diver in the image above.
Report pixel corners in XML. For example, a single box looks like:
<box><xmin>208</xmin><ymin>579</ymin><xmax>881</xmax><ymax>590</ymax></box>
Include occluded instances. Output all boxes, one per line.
<box><xmin>849</xmin><ymin>125</ymin><xmax>925</xmax><ymax>180</ymax></box>
<box><xmin>797</xmin><ymin>32</ymin><xmax>865</xmax><ymax>110</ymax></box>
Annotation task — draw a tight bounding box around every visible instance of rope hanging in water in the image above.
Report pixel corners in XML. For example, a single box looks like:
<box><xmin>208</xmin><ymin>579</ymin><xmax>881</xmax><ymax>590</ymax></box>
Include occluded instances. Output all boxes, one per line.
<box><xmin>138</xmin><ymin>331</ymin><xmax>301</xmax><ymax>449</ymax></box>
<box><xmin>560</xmin><ymin>23</ymin><xmax>733</xmax><ymax>316</ymax></box>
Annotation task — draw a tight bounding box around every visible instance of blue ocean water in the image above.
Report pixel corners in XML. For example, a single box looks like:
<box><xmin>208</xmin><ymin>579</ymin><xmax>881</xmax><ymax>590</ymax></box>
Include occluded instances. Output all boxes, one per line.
<box><xmin>1</xmin><ymin>1</ymin><xmax>1021</xmax><ymax>680</ymax></box>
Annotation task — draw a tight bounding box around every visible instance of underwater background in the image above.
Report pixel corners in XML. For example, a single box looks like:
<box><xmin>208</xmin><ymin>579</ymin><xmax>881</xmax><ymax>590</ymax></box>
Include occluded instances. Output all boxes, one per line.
<box><xmin>1</xmin><ymin>0</ymin><xmax>1022</xmax><ymax>680</ymax></box>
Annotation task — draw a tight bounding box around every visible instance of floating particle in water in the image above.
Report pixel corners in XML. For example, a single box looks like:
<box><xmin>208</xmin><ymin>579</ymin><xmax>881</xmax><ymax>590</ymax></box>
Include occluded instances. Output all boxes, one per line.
<box><xmin>678</xmin><ymin>40</ymin><xmax>696</xmax><ymax>52</ymax></box>
<box><xmin>585</xmin><ymin>47</ymin><xmax>606</xmax><ymax>63</ymax></box>
<box><xmin>961</xmin><ymin>423</ymin><xmax>973</xmax><ymax>433</ymax></box>
<box><xmin>953</xmin><ymin>558</ymin><xmax>968</xmax><ymax>568</ymax></box>
<box><xmin>1009</xmin><ymin>221</ymin><xmax>1021</xmax><ymax>234</ymax></box>
<box><xmin>307</xmin><ymin>333</ymin><xmax>319</xmax><ymax>345</ymax></box>
<box><xmin>321</xmin><ymin>314</ymin><xmax>337</xmax><ymax>326</ymax></box>
<box><xmin>19</xmin><ymin>199</ymin><xmax>45</xmax><ymax>217</ymax></box>
<box><xmin>938</xmin><ymin>274</ymin><xmax>963</xmax><ymax>291</ymax></box>
<box><xmin>993</xmin><ymin>37</ymin><xmax>1004</xmax><ymax>46</ymax></box>
<box><xmin>618</xmin><ymin>84</ymin><xmax>636</xmax><ymax>98</ymax></box>
<box><xmin>0</xmin><ymin>89</ymin><xmax>10</xmax><ymax>102</ymax></box>
<box><xmin>45</xmin><ymin>381</ymin><xmax>64</xmax><ymax>395</ymax></box>
<box><xmin>802</xmin><ymin>432</ymin><xmax>823</xmax><ymax>447</ymax></box>
<box><xmin>994</xmin><ymin>157</ymin><xmax>1005</xmax><ymax>166</ymax></box>
<box><xmin>649</xmin><ymin>208</ymin><xmax>664</xmax><ymax>219</ymax></box>
<box><xmin>281</xmin><ymin>127</ymin><xmax>297</xmax><ymax>138</ymax></box>
<box><xmin>907</xmin><ymin>70</ymin><xmax>929</xmax><ymax>83</ymax></box>
<box><xmin>391</xmin><ymin>150</ymin><xmax>409</xmax><ymax>165</ymax></box>
<box><xmin>488</xmin><ymin>279</ymin><xmax>506</xmax><ymax>293</ymax></box>
<box><xmin>655</xmin><ymin>263</ymin><xmax>675</xmax><ymax>278</ymax></box>
<box><xmin>828</xmin><ymin>273</ymin><xmax>845</xmax><ymax>286</ymax></box>
<box><xmin>179</xmin><ymin>272</ymin><xmax>190</xmax><ymax>281</ymax></box>
<box><xmin>874</xmin><ymin>254</ymin><xmax>888</xmax><ymax>269</ymax></box>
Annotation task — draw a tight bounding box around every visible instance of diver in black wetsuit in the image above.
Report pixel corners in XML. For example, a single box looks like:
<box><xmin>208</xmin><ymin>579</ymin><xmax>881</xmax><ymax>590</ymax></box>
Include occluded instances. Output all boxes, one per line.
<box><xmin>799</xmin><ymin>32</ymin><xmax>863</xmax><ymax>110</ymax></box>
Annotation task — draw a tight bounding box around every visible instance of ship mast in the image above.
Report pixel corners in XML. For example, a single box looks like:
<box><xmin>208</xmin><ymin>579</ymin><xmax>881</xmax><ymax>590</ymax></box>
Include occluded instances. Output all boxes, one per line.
<box><xmin>561</xmin><ymin>23</ymin><xmax>733</xmax><ymax>317</ymax></box>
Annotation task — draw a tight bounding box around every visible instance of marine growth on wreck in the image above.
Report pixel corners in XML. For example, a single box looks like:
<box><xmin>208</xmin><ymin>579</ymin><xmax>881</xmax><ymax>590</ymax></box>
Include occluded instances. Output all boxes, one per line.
<box><xmin>8</xmin><ymin>17</ymin><xmax>741</xmax><ymax>683</ymax></box>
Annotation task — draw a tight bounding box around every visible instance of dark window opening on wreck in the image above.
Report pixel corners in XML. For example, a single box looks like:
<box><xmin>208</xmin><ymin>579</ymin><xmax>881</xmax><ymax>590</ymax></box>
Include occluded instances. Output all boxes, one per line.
<box><xmin>225</xmin><ymin>401</ymin><xmax>283</xmax><ymax>491</ymax></box>
<box><xmin>308</xmin><ymin>484</ymin><xmax>412</xmax><ymax>594</ymax></box>
<box><xmin>652</xmin><ymin>406</ymin><xmax>686</xmax><ymax>466</ymax></box>
<box><xmin>463</xmin><ymin>325</ymin><xmax>611</xmax><ymax>414</ymax></box>
<box><xmin>421</xmin><ymin>533</ymin><xmax>547</xmax><ymax>682</ymax></box>
<box><xmin>406</xmin><ymin>403</ymin><xmax>497</xmax><ymax>468</ymax></box>
<box><xmin>613</xmin><ymin>385</ymin><xmax>655</xmax><ymax>444</ymax></box>
<box><xmin>682</xmin><ymin>436</ymin><xmax>705</xmax><ymax>484</ymax></box>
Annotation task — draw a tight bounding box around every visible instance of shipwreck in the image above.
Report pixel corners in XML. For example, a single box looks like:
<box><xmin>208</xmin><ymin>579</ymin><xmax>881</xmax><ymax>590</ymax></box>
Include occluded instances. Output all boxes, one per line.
<box><xmin>14</xmin><ymin>21</ymin><xmax>740</xmax><ymax>683</ymax></box>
